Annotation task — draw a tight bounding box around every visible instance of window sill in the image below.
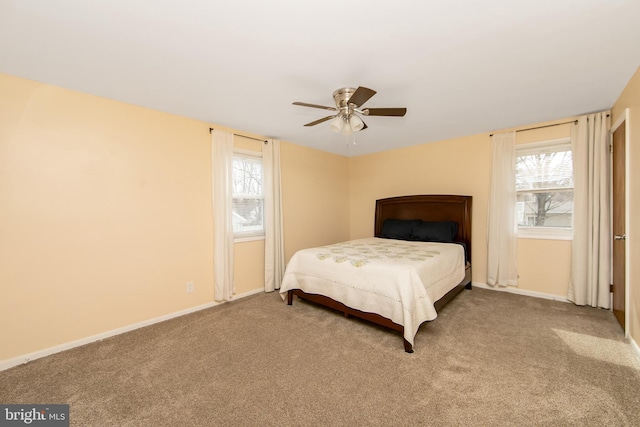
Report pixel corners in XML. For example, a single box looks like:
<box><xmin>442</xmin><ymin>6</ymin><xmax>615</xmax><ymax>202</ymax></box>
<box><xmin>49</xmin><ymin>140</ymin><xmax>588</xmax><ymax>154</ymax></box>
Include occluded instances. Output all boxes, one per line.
<box><xmin>518</xmin><ymin>227</ymin><xmax>572</xmax><ymax>241</ymax></box>
<box><xmin>234</xmin><ymin>235</ymin><xmax>265</xmax><ymax>243</ymax></box>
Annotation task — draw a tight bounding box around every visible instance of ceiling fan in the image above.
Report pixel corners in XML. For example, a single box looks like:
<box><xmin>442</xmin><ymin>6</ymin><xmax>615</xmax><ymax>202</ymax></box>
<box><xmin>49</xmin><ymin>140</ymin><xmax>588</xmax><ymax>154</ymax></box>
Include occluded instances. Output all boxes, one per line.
<box><xmin>293</xmin><ymin>86</ymin><xmax>407</xmax><ymax>135</ymax></box>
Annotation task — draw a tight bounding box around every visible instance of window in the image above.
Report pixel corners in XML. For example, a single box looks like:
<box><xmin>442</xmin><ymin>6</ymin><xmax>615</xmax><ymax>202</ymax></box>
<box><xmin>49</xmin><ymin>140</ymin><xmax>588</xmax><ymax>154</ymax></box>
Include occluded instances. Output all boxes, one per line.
<box><xmin>515</xmin><ymin>138</ymin><xmax>573</xmax><ymax>240</ymax></box>
<box><xmin>232</xmin><ymin>149</ymin><xmax>264</xmax><ymax>240</ymax></box>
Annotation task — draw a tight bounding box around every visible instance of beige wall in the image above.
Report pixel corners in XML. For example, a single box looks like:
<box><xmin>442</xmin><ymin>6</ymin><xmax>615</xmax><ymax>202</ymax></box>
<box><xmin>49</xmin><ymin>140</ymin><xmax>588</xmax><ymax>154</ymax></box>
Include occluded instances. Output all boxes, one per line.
<box><xmin>0</xmin><ymin>73</ymin><xmax>350</xmax><ymax>362</ymax></box>
<box><xmin>611</xmin><ymin>66</ymin><xmax>640</xmax><ymax>346</ymax></box>
<box><xmin>281</xmin><ymin>142</ymin><xmax>350</xmax><ymax>260</ymax></box>
<box><xmin>349</xmin><ymin>120</ymin><xmax>574</xmax><ymax>297</ymax></box>
<box><xmin>0</xmin><ymin>74</ymin><xmax>214</xmax><ymax>360</ymax></box>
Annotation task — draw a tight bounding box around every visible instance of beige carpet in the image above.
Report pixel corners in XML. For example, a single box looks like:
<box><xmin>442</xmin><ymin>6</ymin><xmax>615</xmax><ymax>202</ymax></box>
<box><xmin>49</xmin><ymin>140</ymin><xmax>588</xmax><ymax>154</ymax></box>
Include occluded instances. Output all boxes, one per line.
<box><xmin>1</xmin><ymin>288</ymin><xmax>639</xmax><ymax>426</ymax></box>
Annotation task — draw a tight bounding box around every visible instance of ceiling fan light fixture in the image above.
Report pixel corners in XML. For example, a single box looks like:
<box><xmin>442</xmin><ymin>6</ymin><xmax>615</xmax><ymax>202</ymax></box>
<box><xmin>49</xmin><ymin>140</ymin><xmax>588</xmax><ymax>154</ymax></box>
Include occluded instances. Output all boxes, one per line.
<box><xmin>349</xmin><ymin>115</ymin><xmax>365</xmax><ymax>132</ymax></box>
<box><xmin>340</xmin><ymin>121</ymin><xmax>354</xmax><ymax>135</ymax></box>
<box><xmin>330</xmin><ymin>116</ymin><xmax>344</xmax><ymax>133</ymax></box>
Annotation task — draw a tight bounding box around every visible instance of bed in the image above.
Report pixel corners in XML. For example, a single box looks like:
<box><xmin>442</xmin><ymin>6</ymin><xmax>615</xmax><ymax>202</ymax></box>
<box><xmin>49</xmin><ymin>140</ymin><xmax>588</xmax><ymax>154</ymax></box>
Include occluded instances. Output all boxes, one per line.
<box><xmin>280</xmin><ymin>194</ymin><xmax>472</xmax><ymax>352</ymax></box>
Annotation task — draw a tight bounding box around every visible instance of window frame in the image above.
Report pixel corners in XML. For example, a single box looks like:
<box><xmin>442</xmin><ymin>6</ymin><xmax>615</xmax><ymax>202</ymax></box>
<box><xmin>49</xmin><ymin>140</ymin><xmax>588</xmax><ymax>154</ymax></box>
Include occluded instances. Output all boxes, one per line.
<box><xmin>515</xmin><ymin>137</ymin><xmax>573</xmax><ymax>241</ymax></box>
<box><xmin>232</xmin><ymin>148</ymin><xmax>265</xmax><ymax>243</ymax></box>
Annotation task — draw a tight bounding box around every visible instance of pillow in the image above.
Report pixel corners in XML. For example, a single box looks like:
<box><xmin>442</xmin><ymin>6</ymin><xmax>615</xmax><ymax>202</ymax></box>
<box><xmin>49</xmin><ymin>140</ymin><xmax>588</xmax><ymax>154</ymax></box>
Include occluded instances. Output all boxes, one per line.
<box><xmin>411</xmin><ymin>221</ymin><xmax>458</xmax><ymax>242</ymax></box>
<box><xmin>380</xmin><ymin>219</ymin><xmax>421</xmax><ymax>240</ymax></box>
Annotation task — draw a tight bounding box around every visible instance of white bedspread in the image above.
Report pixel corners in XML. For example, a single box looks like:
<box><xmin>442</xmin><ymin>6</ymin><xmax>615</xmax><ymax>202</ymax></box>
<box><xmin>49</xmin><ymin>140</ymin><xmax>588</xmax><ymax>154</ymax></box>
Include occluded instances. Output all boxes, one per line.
<box><xmin>279</xmin><ymin>237</ymin><xmax>465</xmax><ymax>345</ymax></box>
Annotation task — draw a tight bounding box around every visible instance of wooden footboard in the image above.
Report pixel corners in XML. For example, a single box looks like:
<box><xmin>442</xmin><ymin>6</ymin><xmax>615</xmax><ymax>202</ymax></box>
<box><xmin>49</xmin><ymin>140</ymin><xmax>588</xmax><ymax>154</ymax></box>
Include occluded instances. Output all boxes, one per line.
<box><xmin>287</xmin><ymin>264</ymin><xmax>471</xmax><ymax>353</ymax></box>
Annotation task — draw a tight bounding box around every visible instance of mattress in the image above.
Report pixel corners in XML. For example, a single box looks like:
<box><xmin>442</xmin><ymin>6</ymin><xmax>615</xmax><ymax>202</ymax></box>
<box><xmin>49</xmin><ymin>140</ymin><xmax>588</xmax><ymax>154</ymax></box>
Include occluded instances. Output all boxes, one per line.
<box><xmin>280</xmin><ymin>237</ymin><xmax>466</xmax><ymax>345</ymax></box>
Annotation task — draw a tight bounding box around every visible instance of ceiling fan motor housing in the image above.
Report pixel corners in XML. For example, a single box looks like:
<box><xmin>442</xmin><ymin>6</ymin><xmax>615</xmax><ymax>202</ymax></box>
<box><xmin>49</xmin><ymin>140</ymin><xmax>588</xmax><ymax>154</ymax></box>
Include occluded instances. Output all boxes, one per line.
<box><xmin>333</xmin><ymin>87</ymin><xmax>356</xmax><ymax>107</ymax></box>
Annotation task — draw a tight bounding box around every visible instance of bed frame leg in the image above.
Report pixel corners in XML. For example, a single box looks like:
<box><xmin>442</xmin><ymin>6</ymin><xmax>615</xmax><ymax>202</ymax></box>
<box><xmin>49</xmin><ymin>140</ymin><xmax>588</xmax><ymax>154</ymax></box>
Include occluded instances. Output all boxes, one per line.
<box><xmin>287</xmin><ymin>290</ymin><xmax>293</xmax><ymax>305</ymax></box>
<box><xmin>403</xmin><ymin>339</ymin><xmax>414</xmax><ymax>353</ymax></box>
<box><xmin>465</xmin><ymin>282</ymin><xmax>472</xmax><ymax>290</ymax></box>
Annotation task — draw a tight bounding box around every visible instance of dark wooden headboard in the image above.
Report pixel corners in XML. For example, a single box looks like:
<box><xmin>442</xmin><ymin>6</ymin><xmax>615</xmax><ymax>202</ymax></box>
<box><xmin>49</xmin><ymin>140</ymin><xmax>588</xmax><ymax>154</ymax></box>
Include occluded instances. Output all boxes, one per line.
<box><xmin>374</xmin><ymin>195</ymin><xmax>473</xmax><ymax>263</ymax></box>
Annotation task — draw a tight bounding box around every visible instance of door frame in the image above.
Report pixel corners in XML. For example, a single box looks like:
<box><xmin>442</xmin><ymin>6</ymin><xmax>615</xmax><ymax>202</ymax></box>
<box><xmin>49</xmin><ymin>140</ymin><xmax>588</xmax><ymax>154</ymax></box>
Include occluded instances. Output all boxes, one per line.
<box><xmin>610</xmin><ymin>108</ymin><xmax>630</xmax><ymax>337</ymax></box>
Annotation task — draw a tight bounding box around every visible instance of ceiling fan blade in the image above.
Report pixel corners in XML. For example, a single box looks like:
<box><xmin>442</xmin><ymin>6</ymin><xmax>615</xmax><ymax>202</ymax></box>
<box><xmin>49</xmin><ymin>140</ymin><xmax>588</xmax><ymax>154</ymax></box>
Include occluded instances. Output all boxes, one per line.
<box><xmin>364</xmin><ymin>107</ymin><xmax>407</xmax><ymax>117</ymax></box>
<box><xmin>348</xmin><ymin>87</ymin><xmax>377</xmax><ymax>107</ymax></box>
<box><xmin>361</xmin><ymin>121</ymin><xmax>368</xmax><ymax>130</ymax></box>
<box><xmin>304</xmin><ymin>115</ymin><xmax>336</xmax><ymax>126</ymax></box>
<box><xmin>293</xmin><ymin>102</ymin><xmax>337</xmax><ymax>112</ymax></box>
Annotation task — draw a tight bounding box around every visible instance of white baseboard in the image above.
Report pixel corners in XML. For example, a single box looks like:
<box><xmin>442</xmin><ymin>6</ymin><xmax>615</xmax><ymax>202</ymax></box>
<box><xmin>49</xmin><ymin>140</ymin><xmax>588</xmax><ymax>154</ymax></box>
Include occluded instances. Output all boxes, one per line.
<box><xmin>0</xmin><ymin>287</ymin><xmax>265</xmax><ymax>372</ymax></box>
<box><xmin>472</xmin><ymin>281</ymin><xmax>569</xmax><ymax>303</ymax></box>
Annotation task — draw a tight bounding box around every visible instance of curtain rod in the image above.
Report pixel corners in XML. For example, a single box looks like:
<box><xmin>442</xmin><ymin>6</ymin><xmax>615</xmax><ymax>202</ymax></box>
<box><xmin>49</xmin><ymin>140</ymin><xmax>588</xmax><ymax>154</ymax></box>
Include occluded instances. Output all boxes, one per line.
<box><xmin>489</xmin><ymin>120</ymin><xmax>577</xmax><ymax>137</ymax></box>
<box><xmin>209</xmin><ymin>127</ymin><xmax>267</xmax><ymax>143</ymax></box>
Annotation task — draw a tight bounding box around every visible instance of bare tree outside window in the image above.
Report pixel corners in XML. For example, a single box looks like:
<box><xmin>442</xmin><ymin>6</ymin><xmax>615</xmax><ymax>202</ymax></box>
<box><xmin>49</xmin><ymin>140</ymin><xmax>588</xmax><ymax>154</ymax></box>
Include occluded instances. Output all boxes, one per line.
<box><xmin>516</xmin><ymin>145</ymin><xmax>573</xmax><ymax>228</ymax></box>
<box><xmin>232</xmin><ymin>155</ymin><xmax>264</xmax><ymax>235</ymax></box>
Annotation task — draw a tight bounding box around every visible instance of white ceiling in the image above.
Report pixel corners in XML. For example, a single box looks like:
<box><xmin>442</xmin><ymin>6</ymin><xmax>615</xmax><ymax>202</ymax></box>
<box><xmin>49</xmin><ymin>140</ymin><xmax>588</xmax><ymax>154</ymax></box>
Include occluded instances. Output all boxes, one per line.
<box><xmin>1</xmin><ymin>1</ymin><xmax>639</xmax><ymax>157</ymax></box>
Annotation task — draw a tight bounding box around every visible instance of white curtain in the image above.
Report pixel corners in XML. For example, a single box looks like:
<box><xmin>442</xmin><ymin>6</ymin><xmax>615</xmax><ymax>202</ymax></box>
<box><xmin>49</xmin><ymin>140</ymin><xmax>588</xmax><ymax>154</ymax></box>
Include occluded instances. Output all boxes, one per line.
<box><xmin>568</xmin><ymin>112</ymin><xmax>610</xmax><ymax>308</ymax></box>
<box><xmin>264</xmin><ymin>139</ymin><xmax>285</xmax><ymax>292</ymax></box>
<box><xmin>212</xmin><ymin>130</ymin><xmax>235</xmax><ymax>301</ymax></box>
<box><xmin>487</xmin><ymin>131</ymin><xmax>518</xmax><ymax>287</ymax></box>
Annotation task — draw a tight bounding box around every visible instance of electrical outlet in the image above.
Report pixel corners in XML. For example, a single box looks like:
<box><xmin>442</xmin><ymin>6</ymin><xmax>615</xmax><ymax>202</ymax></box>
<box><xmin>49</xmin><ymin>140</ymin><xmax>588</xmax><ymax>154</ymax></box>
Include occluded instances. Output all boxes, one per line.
<box><xmin>186</xmin><ymin>281</ymin><xmax>194</xmax><ymax>293</ymax></box>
